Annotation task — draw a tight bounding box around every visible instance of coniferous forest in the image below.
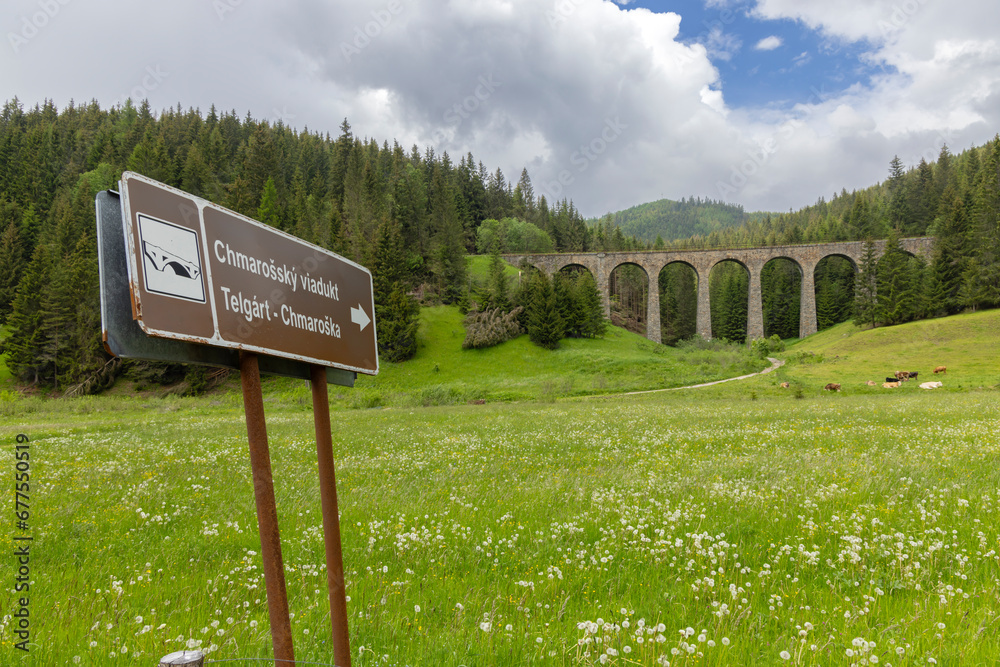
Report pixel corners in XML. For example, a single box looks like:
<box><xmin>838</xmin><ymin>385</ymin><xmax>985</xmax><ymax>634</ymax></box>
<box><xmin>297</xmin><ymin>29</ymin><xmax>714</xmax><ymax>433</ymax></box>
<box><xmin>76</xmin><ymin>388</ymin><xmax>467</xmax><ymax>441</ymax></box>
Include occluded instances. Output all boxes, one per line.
<box><xmin>0</xmin><ymin>98</ymin><xmax>596</xmax><ymax>391</ymax></box>
<box><xmin>1</xmin><ymin>97</ymin><xmax>999</xmax><ymax>390</ymax></box>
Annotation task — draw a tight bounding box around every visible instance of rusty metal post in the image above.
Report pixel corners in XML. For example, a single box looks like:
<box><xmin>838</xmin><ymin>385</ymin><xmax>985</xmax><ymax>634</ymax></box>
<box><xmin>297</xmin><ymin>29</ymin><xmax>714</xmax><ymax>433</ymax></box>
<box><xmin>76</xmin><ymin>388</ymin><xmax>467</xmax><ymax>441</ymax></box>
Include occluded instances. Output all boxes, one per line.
<box><xmin>240</xmin><ymin>351</ymin><xmax>295</xmax><ymax>666</ymax></box>
<box><xmin>310</xmin><ymin>364</ymin><xmax>352</xmax><ymax>667</ymax></box>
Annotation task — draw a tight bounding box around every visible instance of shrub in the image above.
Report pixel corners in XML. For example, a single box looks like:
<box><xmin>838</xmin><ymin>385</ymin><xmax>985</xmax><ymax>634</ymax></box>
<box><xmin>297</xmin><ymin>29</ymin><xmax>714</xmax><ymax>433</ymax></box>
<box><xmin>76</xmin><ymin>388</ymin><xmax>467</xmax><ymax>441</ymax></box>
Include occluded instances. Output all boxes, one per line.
<box><xmin>462</xmin><ymin>307</ymin><xmax>524</xmax><ymax>349</ymax></box>
<box><xmin>750</xmin><ymin>334</ymin><xmax>787</xmax><ymax>358</ymax></box>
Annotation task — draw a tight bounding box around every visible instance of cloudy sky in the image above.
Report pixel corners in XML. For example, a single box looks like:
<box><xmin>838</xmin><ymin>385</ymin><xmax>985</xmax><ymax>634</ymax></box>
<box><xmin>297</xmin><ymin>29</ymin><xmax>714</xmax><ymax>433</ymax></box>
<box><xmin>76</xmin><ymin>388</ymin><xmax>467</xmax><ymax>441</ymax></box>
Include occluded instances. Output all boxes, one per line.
<box><xmin>3</xmin><ymin>0</ymin><xmax>999</xmax><ymax>216</ymax></box>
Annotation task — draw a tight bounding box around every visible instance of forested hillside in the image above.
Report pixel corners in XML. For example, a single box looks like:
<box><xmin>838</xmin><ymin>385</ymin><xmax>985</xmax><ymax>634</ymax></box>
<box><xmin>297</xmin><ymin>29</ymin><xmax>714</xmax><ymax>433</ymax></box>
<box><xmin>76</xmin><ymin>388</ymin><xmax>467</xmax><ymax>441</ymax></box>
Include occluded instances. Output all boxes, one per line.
<box><xmin>664</xmin><ymin>144</ymin><xmax>1000</xmax><ymax>253</ymax></box>
<box><xmin>1</xmin><ymin>96</ymin><xmax>998</xmax><ymax>391</ymax></box>
<box><xmin>594</xmin><ymin>138</ymin><xmax>1000</xmax><ymax>346</ymax></box>
<box><xmin>589</xmin><ymin>197</ymin><xmax>759</xmax><ymax>246</ymax></box>
<box><xmin>0</xmin><ymin>98</ymin><xmax>595</xmax><ymax>391</ymax></box>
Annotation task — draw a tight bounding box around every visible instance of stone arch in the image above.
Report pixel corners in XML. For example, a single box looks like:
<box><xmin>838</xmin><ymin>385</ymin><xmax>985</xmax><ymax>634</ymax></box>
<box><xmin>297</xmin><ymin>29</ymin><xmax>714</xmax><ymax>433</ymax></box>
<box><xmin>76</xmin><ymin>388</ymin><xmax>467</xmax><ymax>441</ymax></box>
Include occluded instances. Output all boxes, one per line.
<box><xmin>609</xmin><ymin>262</ymin><xmax>650</xmax><ymax>337</ymax></box>
<box><xmin>558</xmin><ymin>263</ymin><xmax>595</xmax><ymax>280</ymax></box>
<box><xmin>658</xmin><ymin>260</ymin><xmax>698</xmax><ymax>345</ymax></box>
<box><xmin>761</xmin><ymin>256</ymin><xmax>803</xmax><ymax>340</ymax></box>
<box><xmin>814</xmin><ymin>253</ymin><xmax>856</xmax><ymax>332</ymax></box>
<box><xmin>708</xmin><ymin>259</ymin><xmax>749</xmax><ymax>343</ymax></box>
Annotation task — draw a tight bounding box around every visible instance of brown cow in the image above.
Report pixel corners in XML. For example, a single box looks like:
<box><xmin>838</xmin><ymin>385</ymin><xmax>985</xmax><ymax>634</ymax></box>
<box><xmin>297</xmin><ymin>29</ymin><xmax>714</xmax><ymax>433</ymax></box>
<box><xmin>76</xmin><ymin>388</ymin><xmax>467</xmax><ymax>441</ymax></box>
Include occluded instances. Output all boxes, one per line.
<box><xmin>882</xmin><ymin>381</ymin><xmax>900</xmax><ymax>388</ymax></box>
<box><xmin>824</xmin><ymin>383</ymin><xmax>841</xmax><ymax>392</ymax></box>
<box><xmin>934</xmin><ymin>366</ymin><xmax>947</xmax><ymax>374</ymax></box>
<box><xmin>866</xmin><ymin>380</ymin><xmax>877</xmax><ymax>386</ymax></box>
<box><xmin>894</xmin><ymin>371</ymin><xmax>910</xmax><ymax>381</ymax></box>
<box><xmin>780</xmin><ymin>382</ymin><xmax>790</xmax><ymax>388</ymax></box>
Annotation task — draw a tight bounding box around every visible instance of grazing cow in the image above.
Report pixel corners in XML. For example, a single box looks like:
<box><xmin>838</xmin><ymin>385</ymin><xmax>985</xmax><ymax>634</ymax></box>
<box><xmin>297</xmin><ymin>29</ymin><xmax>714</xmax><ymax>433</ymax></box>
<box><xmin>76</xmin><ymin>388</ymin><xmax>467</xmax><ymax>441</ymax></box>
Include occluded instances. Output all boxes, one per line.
<box><xmin>934</xmin><ymin>366</ymin><xmax>947</xmax><ymax>374</ymax></box>
<box><xmin>894</xmin><ymin>371</ymin><xmax>910</xmax><ymax>381</ymax></box>
<box><xmin>779</xmin><ymin>382</ymin><xmax>790</xmax><ymax>388</ymax></box>
<box><xmin>919</xmin><ymin>381</ymin><xmax>943</xmax><ymax>389</ymax></box>
<box><xmin>885</xmin><ymin>377</ymin><xmax>899</xmax><ymax>383</ymax></box>
<box><xmin>882</xmin><ymin>381</ymin><xmax>900</xmax><ymax>388</ymax></box>
<box><xmin>908</xmin><ymin>371</ymin><xmax>919</xmax><ymax>380</ymax></box>
<box><xmin>866</xmin><ymin>380</ymin><xmax>877</xmax><ymax>386</ymax></box>
<box><xmin>824</xmin><ymin>383</ymin><xmax>841</xmax><ymax>392</ymax></box>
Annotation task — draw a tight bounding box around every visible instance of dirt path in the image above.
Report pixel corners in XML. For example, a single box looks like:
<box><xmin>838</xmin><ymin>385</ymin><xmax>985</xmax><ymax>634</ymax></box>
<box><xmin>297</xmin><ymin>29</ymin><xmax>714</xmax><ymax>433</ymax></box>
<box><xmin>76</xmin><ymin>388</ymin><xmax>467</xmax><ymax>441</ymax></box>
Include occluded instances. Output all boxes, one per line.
<box><xmin>623</xmin><ymin>356</ymin><xmax>785</xmax><ymax>395</ymax></box>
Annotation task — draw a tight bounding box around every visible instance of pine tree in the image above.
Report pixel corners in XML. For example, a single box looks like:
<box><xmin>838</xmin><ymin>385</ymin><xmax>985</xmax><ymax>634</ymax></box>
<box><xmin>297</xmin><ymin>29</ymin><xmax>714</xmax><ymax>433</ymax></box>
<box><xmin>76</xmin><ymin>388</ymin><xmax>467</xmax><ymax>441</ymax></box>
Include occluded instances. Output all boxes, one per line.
<box><xmin>526</xmin><ymin>271</ymin><xmax>563</xmax><ymax>349</ymax></box>
<box><xmin>709</xmin><ymin>263</ymin><xmax>747</xmax><ymax>343</ymax></box>
<box><xmin>928</xmin><ymin>190</ymin><xmax>968</xmax><ymax>315</ymax></box>
<box><xmin>957</xmin><ymin>257</ymin><xmax>988</xmax><ymax>311</ymax></box>
<box><xmin>428</xmin><ymin>166</ymin><xmax>466</xmax><ymax>303</ymax></box>
<box><xmin>5</xmin><ymin>243</ymin><xmax>51</xmax><ymax>384</ymax></box>
<box><xmin>814</xmin><ymin>256</ymin><xmax>854</xmax><ymax>330</ymax></box>
<box><xmin>256</xmin><ymin>176</ymin><xmax>282</xmax><ymax>229</ymax></box>
<box><xmin>876</xmin><ymin>229</ymin><xmax>916</xmax><ymax>326</ymax></box>
<box><xmin>484</xmin><ymin>239</ymin><xmax>511</xmax><ymax>311</ymax></box>
<box><xmin>886</xmin><ymin>155</ymin><xmax>912</xmax><ymax>233</ymax></box>
<box><xmin>181</xmin><ymin>144</ymin><xmax>213</xmax><ymax>199</ymax></box>
<box><xmin>552</xmin><ymin>272</ymin><xmax>577</xmax><ymax>336</ymax></box>
<box><xmin>0</xmin><ymin>221</ymin><xmax>23</xmax><ymax>320</ymax></box>
<box><xmin>372</xmin><ymin>219</ymin><xmax>419</xmax><ymax>362</ymax></box>
<box><xmin>853</xmin><ymin>237</ymin><xmax>880</xmax><ymax>329</ymax></box>
<box><xmin>575</xmin><ymin>270</ymin><xmax>607</xmax><ymax>339</ymax></box>
<box><xmin>970</xmin><ymin>135</ymin><xmax>1000</xmax><ymax>307</ymax></box>
<box><xmin>18</xmin><ymin>204</ymin><xmax>40</xmax><ymax>258</ymax></box>
<box><xmin>761</xmin><ymin>260</ymin><xmax>800</xmax><ymax>339</ymax></box>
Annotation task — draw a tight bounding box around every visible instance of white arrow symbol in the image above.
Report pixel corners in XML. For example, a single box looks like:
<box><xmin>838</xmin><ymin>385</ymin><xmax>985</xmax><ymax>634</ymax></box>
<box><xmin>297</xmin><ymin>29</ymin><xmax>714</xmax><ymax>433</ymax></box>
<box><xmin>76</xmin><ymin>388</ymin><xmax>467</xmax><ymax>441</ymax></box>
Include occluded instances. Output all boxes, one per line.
<box><xmin>351</xmin><ymin>304</ymin><xmax>371</xmax><ymax>332</ymax></box>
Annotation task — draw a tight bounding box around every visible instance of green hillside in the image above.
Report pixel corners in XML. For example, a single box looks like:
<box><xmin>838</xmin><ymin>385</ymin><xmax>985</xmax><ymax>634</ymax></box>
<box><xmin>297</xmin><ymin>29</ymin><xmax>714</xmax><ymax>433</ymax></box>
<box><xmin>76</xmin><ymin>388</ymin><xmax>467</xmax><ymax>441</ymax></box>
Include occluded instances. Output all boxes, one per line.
<box><xmin>588</xmin><ymin>197</ymin><xmax>766</xmax><ymax>245</ymax></box>
<box><xmin>343</xmin><ymin>306</ymin><xmax>768</xmax><ymax>406</ymax></box>
<box><xmin>765</xmin><ymin>309</ymin><xmax>1000</xmax><ymax>391</ymax></box>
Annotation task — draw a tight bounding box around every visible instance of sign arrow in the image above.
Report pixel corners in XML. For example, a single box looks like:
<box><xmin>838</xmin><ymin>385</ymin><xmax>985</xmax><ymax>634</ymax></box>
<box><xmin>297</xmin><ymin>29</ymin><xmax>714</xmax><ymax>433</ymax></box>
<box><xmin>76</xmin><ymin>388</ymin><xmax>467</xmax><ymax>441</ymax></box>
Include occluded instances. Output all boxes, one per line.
<box><xmin>351</xmin><ymin>304</ymin><xmax>371</xmax><ymax>332</ymax></box>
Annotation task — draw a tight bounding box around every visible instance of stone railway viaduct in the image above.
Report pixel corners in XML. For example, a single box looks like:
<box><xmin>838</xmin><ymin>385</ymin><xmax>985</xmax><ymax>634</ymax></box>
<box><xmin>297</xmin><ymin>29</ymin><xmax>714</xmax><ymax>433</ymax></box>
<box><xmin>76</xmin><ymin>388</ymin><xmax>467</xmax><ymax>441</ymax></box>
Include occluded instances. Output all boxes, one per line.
<box><xmin>505</xmin><ymin>237</ymin><xmax>934</xmax><ymax>344</ymax></box>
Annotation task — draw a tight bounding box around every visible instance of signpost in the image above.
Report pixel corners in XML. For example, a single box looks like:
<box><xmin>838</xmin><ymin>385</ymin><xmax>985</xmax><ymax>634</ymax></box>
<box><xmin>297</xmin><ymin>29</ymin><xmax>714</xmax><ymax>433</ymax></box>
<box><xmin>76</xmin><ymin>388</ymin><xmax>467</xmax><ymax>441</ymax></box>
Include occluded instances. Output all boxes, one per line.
<box><xmin>118</xmin><ymin>172</ymin><xmax>377</xmax><ymax>374</ymax></box>
<box><xmin>98</xmin><ymin>172</ymin><xmax>377</xmax><ymax>667</ymax></box>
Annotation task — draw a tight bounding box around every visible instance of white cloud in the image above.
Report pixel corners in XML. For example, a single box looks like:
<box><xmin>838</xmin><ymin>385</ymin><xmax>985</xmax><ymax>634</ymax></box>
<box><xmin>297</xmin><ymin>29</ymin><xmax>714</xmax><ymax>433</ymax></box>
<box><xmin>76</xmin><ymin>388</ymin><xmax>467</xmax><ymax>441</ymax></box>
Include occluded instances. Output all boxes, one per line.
<box><xmin>0</xmin><ymin>0</ymin><xmax>997</xmax><ymax>216</ymax></box>
<box><xmin>703</xmin><ymin>26</ymin><xmax>743</xmax><ymax>61</ymax></box>
<box><xmin>754</xmin><ymin>35</ymin><xmax>783</xmax><ymax>51</ymax></box>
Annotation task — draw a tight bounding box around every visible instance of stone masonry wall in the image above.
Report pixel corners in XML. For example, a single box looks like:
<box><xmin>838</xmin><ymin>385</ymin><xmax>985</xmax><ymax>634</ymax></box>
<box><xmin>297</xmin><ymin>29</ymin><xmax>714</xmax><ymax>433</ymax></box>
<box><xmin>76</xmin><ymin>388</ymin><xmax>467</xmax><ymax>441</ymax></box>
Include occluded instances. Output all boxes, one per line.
<box><xmin>505</xmin><ymin>237</ymin><xmax>934</xmax><ymax>343</ymax></box>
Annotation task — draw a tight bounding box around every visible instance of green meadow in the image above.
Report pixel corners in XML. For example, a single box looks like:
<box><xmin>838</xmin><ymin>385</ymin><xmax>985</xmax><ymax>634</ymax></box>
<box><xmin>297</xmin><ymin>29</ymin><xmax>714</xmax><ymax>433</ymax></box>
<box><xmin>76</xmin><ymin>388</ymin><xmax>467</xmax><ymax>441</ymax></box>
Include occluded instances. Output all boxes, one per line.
<box><xmin>2</xmin><ymin>311</ymin><xmax>999</xmax><ymax>666</ymax></box>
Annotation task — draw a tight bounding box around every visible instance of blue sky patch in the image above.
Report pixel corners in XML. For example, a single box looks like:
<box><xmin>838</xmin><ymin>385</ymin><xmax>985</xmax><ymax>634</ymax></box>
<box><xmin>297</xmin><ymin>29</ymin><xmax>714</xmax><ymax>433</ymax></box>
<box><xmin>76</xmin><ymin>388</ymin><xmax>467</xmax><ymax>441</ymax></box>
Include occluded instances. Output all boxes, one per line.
<box><xmin>627</xmin><ymin>0</ymin><xmax>894</xmax><ymax>109</ymax></box>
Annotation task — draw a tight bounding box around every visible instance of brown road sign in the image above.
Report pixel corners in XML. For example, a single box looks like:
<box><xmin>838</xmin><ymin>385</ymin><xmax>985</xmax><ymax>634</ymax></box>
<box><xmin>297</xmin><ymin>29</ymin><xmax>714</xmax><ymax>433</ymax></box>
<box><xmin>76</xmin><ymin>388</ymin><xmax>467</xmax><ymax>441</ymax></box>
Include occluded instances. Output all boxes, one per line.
<box><xmin>120</xmin><ymin>172</ymin><xmax>378</xmax><ymax>375</ymax></box>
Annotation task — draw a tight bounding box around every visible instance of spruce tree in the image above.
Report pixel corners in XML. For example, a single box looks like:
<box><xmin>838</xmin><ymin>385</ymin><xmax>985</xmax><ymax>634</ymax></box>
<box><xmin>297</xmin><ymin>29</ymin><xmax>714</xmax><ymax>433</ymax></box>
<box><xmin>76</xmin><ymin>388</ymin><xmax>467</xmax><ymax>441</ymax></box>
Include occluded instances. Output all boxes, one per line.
<box><xmin>256</xmin><ymin>176</ymin><xmax>282</xmax><ymax>229</ymax></box>
<box><xmin>484</xmin><ymin>239</ymin><xmax>510</xmax><ymax>311</ymax></box>
<box><xmin>575</xmin><ymin>270</ymin><xmax>607</xmax><ymax>339</ymax></box>
<box><xmin>0</xmin><ymin>221</ymin><xmax>23</xmax><ymax>320</ymax></box>
<box><xmin>18</xmin><ymin>204</ymin><xmax>40</xmax><ymax>258</ymax></box>
<box><xmin>526</xmin><ymin>271</ymin><xmax>563</xmax><ymax>349</ymax></box>
<box><xmin>429</xmin><ymin>166</ymin><xmax>466</xmax><ymax>303</ymax></box>
<box><xmin>853</xmin><ymin>238</ymin><xmax>880</xmax><ymax>329</ymax></box>
<box><xmin>886</xmin><ymin>155</ymin><xmax>912</xmax><ymax>233</ymax></box>
<box><xmin>928</xmin><ymin>190</ymin><xmax>967</xmax><ymax>315</ymax></box>
<box><xmin>372</xmin><ymin>219</ymin><xmax>419</xmax><ymax>362</ymax></box>
<box><xmin>970</xmin><ymin>135</ymin><xmax>1000</xmax><ymax>307</ymax></box>
<box><xmin>5</xmin><ymin>243</ymin><xmax>51</xmax><ymax>384</ymax></box>
<box><xmin>876</xmin><ymin>229</ymin><xmax>916</xmax><ymax>326</ymax></box>
<box><xmin>552</xmin><ymin>272</ymin><xmax>577</xmax><ymax>337</ymax></box>
<box><xmin>659</xmin><ymin>267</ymin><xmax>681</xmax><ymax>344</ymax></box>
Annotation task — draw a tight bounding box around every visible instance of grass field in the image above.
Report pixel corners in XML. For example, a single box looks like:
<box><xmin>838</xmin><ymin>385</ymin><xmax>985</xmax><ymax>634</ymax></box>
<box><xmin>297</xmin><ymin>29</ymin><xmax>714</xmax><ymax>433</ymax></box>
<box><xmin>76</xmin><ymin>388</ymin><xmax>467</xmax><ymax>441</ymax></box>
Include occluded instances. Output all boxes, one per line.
<box><xmin>770</xmin><ymin>310</ymin><xmax>1000</xmax><ymax>392</ymax></box>
<box><xmin>339</xmin><ymin>306</ymin><xmax>769</xmax><ymax>407</ymax></box>
<box><xmin>1</xmin><ymin>310</ymin><xmax>999</xmax><ymax>665</ymax></box>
